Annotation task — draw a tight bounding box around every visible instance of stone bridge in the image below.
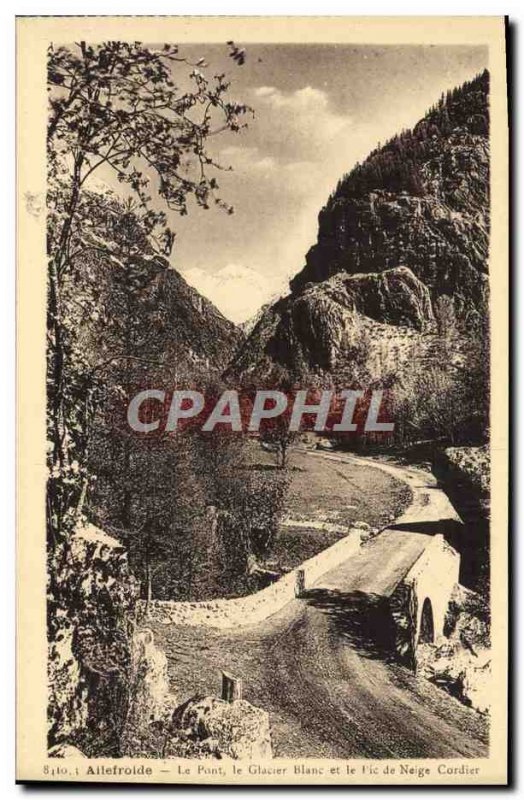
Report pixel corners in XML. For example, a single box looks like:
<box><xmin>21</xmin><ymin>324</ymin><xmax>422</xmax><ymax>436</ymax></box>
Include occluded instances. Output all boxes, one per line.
<box><xmin>312</xmin><ymin>529</ymin><xmax>460</xmax><ymax>670</ymax></box>
<box><xmin>304</xmin><ymin>453</ymin><xmax>463</xmax><ymax>668</ymax></box>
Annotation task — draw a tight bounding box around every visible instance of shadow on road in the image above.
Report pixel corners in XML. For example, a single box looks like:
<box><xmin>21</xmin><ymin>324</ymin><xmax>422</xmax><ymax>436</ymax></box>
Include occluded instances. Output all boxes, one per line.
<box><xmin>389</xmin><ymin>519</ymin><xmax>462</xmax><ymax>537</ymax></box>
<box><xmin>389</xmin><ymin>519</ymin><xmax>488</xmax><ymax>592</ymax></box>
<box><xmin>303</xmin><ymin>588</ymin><xmax>397</xmax><ymax>662</ymax></box>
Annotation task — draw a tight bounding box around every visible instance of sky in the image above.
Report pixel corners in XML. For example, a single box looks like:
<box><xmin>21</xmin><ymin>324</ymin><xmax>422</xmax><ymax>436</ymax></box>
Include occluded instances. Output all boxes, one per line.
<box><xmin>93</xmin><ymin>43</ymin><xmax>489</xmax><ymax>324</ymax></box>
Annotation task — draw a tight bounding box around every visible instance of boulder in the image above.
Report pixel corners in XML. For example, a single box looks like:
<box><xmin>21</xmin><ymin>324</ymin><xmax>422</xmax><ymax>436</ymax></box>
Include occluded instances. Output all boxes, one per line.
<box><xmin>417</xmin><ymin>582</ymin><xmax>491</xmax><ymax>713</ymax></box>
<box><xmin>130</xmin><ymin>629</ymin><xmax>174</xmax><ymax>721</ymax></box>
<box><xmin>435</xmin><ymin>446</ymin><xmax>490</xmax><ymax>520</ymax></box>
<box><xmin>168</xmin><ymin>694</ymin><xmax>272</xmax><ymax>759</ymax></box>
<box><xmin>48</xmin><ymin>743</ymin><xmax>87</xmax><ymax>758</ymax></box>
<box><xmin>418</xmin><ymin>641</ymin><xmax>491</xmax><ymax>714</ymax></box>
<box><xmin>352</xmin><ymin>520</ymin><xmax>372</xmax><ymax>531</ymax></box>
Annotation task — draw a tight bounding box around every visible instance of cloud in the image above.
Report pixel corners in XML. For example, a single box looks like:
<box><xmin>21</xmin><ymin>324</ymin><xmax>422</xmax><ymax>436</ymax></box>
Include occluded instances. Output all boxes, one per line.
<box><xmin>251</xmin><ymin>156</ymin><xmax>278</xmax><ymax>172</ymax></box>
<box><xmin>177</xmin><ymin>84</ymin><xmax>358</xmax><ymax>297</ymax></box>
<box><xmin>219</xmin><ymin>145</ymin><xmax>278</xmax><ymax>174</ymax></box>
<box><xmin>214</xmin><ymin>85</ymin><xmax>352</xmax><ymax>195</ymax></box>
<box><xmin>254</xmin><ymin>86</ymin><xmax>277</xmax><ymax>97</ymax></box>
<box><xmin>219</xmin><ymin>144</ymin><xmax>316</xmax><ymax>190</ymax></box>
<box><xmin>252</xmin><ymin>85</ymin><xmax>352</xmax><ymax>149</ymax></box>
<box><xmin>256</xmin><ymin>85</ymin><xmax>327</xmax><ymax>109</ymax></box>
<box><xmin>254</xmin><ymin>85</ymin><xmax>331</xmax><ymax>110</ymax></box>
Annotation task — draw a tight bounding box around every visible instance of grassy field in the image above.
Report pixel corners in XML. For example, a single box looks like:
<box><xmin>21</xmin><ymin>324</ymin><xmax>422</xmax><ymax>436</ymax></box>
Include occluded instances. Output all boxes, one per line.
<box><xmin>245</xmin><ymin>444</ymin><xmax>412</xmax><ymax>572</ymax></box>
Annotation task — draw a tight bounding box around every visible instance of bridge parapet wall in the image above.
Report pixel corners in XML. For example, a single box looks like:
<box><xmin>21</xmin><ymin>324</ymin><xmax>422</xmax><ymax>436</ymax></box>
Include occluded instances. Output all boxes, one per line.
<box><xmin>142</xmin><ymin>530</ymin><xmax>362</xmax><ymax>629</ymax></box>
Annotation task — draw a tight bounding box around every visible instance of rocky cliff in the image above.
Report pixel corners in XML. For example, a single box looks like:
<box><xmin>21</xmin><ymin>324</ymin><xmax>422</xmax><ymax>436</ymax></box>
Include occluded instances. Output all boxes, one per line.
<box><xmin>152</xmin><ymin>259</ymin><xmax>243</xmax><ymax>373</ymax></box>
<box><xmin>291</xmin><ymin>70</ymin><xmax>489</xmax><ymax>304</ymax></box>
<box><xmin>227</xmin><ymin>71</ymin><xmax>489</xmax><ymax>385</ymax></box>
<box><xmin>229</xmin><ymin>267</ymin><xmax>434</xmax><ymax>378</ymax></box>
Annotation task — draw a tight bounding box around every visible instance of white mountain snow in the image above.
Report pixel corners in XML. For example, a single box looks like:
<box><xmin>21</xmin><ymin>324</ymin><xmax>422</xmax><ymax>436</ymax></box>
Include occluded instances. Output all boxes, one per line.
<box><xmin>181</xmin><ymin>264</ymin><xmax>288</xmax><ymax>324</ymax></box>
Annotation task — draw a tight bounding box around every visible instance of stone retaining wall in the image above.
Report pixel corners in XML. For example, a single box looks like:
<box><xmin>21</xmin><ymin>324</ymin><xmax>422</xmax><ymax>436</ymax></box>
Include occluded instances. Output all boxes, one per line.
<box><xmin>142</xmin><ymin>529</ymin><xmax>362</xmax><ymax>629</ymax></box>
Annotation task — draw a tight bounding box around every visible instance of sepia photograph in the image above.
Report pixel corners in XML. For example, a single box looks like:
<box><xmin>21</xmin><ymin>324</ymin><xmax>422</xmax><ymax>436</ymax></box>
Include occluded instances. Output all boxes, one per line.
<box><xmin>16</xmin><ymin>15</ymin><xmax>509</xmax><ymax>785</ymax></box>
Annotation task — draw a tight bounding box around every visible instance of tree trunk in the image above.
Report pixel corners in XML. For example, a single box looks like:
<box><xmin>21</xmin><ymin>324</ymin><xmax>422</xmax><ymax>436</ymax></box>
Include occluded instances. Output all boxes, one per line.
<box><xmin>48</xmin><ymin>261</ymin><xmax>66</xmax><ymax>470</ymax></box>
<box><xmin>144</xmin><ymin>560</ymin><xmax>152</xmax><ymax>618</ymax></box>
<box><xmin>47</xmin><ymin>153</ymin><xmax>85</xmax><ymax>541</ymax></box>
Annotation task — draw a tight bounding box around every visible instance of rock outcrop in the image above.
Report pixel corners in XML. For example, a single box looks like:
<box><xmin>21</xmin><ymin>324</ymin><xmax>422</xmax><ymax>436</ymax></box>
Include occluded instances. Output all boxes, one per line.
<box><xmin>121</xmin><ymin>628</ymin><xmax>178</xmax><ymax>756</ymax></box>
<box><xmin>167</xmin><ymin>695</ymin><xmax>273</xmax><ymax>759</ymax></box>
<box><xmin>432</xmin><ymin>446</ymin><xmax>490</xmax><ymax>593</ymax></box>
<box><xmin>48</xmin><ymin>744</ymin><xmax>87</xmax><ymax>758</ymax></box>
<box><xmin>48</xmin><ymin>524</ymin><xmax>138</xmax><ymax>756</ymax></box>
<box><xmin>434</xmin><ymin>445</ymin><xmax>490</xmax><ymax>521</ymax></box>
<box><xmin>228</xmin><ymin>267</ymin><xmax>434</xmax><ymax>378</ymax></box>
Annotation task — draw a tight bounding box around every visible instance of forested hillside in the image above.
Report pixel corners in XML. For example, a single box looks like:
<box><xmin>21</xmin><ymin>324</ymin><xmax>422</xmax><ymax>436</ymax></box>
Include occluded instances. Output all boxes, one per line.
<box><xmin>291</xmin><ymin>70</ymin><xmax>489</xmax><ymax>303</ymax></box>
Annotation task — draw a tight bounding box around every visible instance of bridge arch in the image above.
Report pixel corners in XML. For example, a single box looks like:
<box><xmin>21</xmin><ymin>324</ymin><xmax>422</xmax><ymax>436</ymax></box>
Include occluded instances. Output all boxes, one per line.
<box><xmin>389</xmin><ymin>534</ymin><xmax>460</xmax><ymax>669</ymax></box>
<box><xmin>418</xmin><ymin>597</ymin><xmax>434</xmax><ymax>644</ymax></box>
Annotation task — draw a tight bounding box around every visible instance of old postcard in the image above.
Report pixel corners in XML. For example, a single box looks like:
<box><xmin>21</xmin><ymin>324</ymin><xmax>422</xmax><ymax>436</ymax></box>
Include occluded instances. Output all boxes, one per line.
<box><xmin>17</xmin><ymin>16</ymin><xmax>509</xmax><ymax>785</ymax></box>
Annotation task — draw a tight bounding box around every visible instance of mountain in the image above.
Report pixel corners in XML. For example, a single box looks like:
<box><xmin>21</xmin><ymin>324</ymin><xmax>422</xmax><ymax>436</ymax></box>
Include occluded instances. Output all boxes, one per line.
<box><xmin>291</xmin><ymin>70</ymin><xmax>489</xmax><ymax>303</ymax></box>
<box><xmin>74</xmin><ymin>248</ymin><xmax>243</xmax><ymax>385</ymax></box>
<box><xmin>227</xmin><ymin>71</ymin><xmax>489</xmax><ymax>384</ymax></box>
<box><xmin>239</xmin><ymin>293</ymin><xmax>288</xmax><ymax>337</ymax></box>
<box><xmin>150</xmin><ymin>259</ymin><xmax>243</xmax><ymax>372</ymax></box>
<box><xmin>229</xmin><ymin>267</ymin><xmax>434</xmax><ymax>379</ymax></box>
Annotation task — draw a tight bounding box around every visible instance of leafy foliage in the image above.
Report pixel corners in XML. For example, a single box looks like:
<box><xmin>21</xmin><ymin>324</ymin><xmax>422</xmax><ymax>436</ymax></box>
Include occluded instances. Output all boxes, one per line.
<box><xmin>47</xmin><ymin>40</ymin><xmax>251</xmax><ymax>545</ymax></box>
<box><xmin>45</xmin><ymin>42</ymin><xmax>268</xmax><ymax>751</ymax></box>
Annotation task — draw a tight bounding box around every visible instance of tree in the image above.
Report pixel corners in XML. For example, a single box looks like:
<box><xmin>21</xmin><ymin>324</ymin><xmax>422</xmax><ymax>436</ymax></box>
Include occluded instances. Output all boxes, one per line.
<box><xmin>47</xmin><ymin>40</ymin><xmax>251</xmax><ymax>543</ymax></box>
<box><xmin>259</xmin><ymin>415</ymin><xmax>298</xmax><ymax>469</ymax></box>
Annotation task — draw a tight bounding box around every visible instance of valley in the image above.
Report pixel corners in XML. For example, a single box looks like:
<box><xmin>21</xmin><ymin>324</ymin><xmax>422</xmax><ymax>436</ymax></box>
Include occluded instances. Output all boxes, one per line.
<box><xmin>45</xmin><ymin>48</ymin><xmax>493</xmax><ymax>763</ymax></box>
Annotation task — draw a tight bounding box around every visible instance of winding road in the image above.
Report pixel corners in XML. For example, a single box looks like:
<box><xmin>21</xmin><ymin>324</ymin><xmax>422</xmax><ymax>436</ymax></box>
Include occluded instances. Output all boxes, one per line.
<box><xmin>152</xmin><ymin>452</ymin><xmax>488</xmax><ymax>759</ymax></box>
